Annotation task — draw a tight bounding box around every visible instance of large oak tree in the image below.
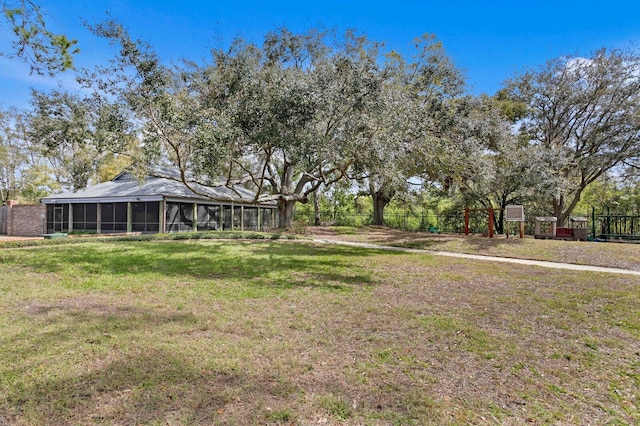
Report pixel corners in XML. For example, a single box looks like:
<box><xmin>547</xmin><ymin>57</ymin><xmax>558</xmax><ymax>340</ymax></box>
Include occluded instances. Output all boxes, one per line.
<box><xmin>86</xmin><ymin>22</ymin><xmax>390</xmax><ymax>228</ymax></box>
<box><xmin>506</xmin><ymin>48</ymin><xmax>640</xmax><ymax>225</ymax></box>
<box><xmin>351</xmin><ymin>35</ymin><xmax>465</xmax><ymax>225</ymax></box>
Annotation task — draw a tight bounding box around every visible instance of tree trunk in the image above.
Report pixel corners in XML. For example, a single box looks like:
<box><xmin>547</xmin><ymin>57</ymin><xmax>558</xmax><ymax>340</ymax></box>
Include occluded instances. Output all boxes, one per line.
<box><xmin>495</xmin><ymin>194</ymin><xmax>508</xmax><ymax>234</ymax></box>
<box><xmin>559</xmin><ymin>186</ymin><xmax>586</xmax><ymax>227</ymax></box>
<box><xmin>277</xmin><ymin>198</ymin><xmax>297</xmax><ymax>229</ymax></box>
<box><xmin>558</xmin><ymin>212</ymin><xmax>570</xmax><ymax>228</ymax></box>
<box><xmin>496</xmin><ymin>208</ymin><xmax>504</xmax><ymax>234</ymax></box>
<box><xmin>313</xmin><ymin>189</ymin><xmax>322</xmax><ymax>226</ymax></box>
<box><xmin>552</xmin><ymin>196</ymin><xmax>564</xmax><ymax>227</ymax></box>
<box><xmin>371</xmin><ymin>188</ymin><xmax>394</xmax><ymax>226</ymax></box>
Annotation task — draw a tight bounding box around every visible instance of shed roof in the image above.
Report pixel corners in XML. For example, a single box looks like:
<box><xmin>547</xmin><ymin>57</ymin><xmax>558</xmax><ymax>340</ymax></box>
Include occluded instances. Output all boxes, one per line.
<box><xmin>41</xmin><ymin>167</ymin><xmax>270</xmax><ymax>205</ymax></box>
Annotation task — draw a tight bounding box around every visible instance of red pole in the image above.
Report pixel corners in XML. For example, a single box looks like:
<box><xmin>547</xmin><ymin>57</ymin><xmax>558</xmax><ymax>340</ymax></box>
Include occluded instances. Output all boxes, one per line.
<box><xmin>464</xmin><ymin>208</ymin><xmax>469</xmax><ymax>235</ymax></box>
<box><xmin>488</xmin><ymin>208</ymin><xmax>494</xmax><ymax>238</ymax></box>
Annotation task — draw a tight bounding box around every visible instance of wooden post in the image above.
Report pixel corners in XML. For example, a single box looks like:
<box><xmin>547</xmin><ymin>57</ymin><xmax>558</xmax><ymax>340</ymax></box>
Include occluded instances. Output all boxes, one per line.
<box><xmin>520</xmin><ymin>221</ymin><xmax>525</xmax><ymax>238</ymax></box>
<box><xmin>488</xmin><ymin>208</ymin><xmax>494</xmax><ymax>238</ymax></box>
<box><xmin>96</xmin><ymin>203</ymin><xmax>102</xmax><ymax>234</ymax></box>
<box><xmin>161</xmin><ymin>200</ymin><xmax>166</xmax><ymax>233</ymax></box>
<box><xmin>464</xmin><ymin>208</ymin><xmax>470</xmax><ymax>235</ymax></box>
<box><xmin>126</xmin><ymin>202</ymin><xmax>132</xmax><ymax>233</ymax></box>
<box><xmin>193</xmin><ymin>203</ymin><xmax>198</xmax><ymax>232</ymax></box>
<box><xmin>257</xmin><ymin>207</ymin><xmax>261</xmax><ymax>231</ymax></box>
<box><xmin>68</xmin><ymin>203</ymin><xmax>74</xmax><ymax>233</ymax></box>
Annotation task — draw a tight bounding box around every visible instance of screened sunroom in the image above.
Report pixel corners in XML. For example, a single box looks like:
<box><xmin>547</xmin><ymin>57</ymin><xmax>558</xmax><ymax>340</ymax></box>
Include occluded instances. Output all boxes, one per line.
<box><xmin>41</xmin><ymin>168</ymin><xmax>278</xmax><ymax>234</ymax></box>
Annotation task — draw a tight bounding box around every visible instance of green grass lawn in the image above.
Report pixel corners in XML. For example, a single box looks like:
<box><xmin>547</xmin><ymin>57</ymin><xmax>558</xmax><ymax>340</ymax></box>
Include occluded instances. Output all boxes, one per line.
<box><xmin>1</xmin><ymin>239</ymin><xmax>638</xmax><ymax>425</ymax></box>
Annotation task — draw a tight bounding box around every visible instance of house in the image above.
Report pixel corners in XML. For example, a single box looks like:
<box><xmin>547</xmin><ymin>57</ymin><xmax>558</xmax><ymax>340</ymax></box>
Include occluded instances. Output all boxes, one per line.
<box><xmin>39</xmin><ymin>167</ymin><xmax>279</xmax><ymax>234</ymax></box>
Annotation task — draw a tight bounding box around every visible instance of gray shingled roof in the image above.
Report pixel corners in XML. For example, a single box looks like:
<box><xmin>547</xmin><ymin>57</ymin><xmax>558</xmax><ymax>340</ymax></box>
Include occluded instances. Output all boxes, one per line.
<box><xmin>41</xmin><ymin>168</ymin><xmax>268</xmax><ymax>205</ymax></box>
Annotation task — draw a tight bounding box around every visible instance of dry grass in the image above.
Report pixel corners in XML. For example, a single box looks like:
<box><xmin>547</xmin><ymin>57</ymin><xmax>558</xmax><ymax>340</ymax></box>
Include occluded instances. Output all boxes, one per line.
<box><xmin>0</xmin><ymin>234</ymin><xmax>638</xmax><ymax>425</ymax></box>
<box><xmin>307</xmin><ymin>226</ymin><xmax>640</xmax><ymax>271</ymax></box>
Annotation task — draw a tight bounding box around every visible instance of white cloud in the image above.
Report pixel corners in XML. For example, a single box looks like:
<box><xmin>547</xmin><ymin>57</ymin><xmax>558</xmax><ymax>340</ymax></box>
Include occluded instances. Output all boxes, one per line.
<box><xmin>0</xmin><ymin>56</ymin><xmax>85</xmax><ymax>109</ymax></box>
<box><xmin>563</xmin><ymin>56</ymin><xmax>593</xmax><ymax>72</ymax></box>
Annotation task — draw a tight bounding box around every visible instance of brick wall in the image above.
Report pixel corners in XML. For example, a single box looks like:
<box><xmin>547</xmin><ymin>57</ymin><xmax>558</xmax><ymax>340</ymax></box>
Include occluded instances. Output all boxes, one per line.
<box><xmin>6</xmin><ymin>201</ymin><xmax>46</xmax><ymax>236</ymax></box>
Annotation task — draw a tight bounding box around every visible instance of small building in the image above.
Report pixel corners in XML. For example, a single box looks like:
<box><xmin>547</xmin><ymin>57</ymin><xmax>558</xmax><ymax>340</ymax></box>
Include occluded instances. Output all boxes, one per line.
<box><xmin>569</xmin><ymin>217</ymin><xmax>589</xmax><ymax>241</ymax></box>
<box><xmin>40</xmin><ymin>167</ymin><xmax>279</xmax><ymax>234</ymax></box>
<box><xmin>534</xmin><ymin>216</ymin><xmax>557</xmax><ymax>239</ymax></box>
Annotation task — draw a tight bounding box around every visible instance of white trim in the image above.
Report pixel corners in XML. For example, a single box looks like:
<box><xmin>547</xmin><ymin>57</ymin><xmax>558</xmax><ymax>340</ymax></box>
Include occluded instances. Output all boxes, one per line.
<box><xmin>163</xmin><ymin>197</ymin><xmax>277</xmax><ymax>208</ymax></box>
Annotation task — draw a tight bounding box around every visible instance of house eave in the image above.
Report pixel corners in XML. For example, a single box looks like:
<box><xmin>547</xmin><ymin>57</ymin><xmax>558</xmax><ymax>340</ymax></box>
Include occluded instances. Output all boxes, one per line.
<box><xmin>41</xmin><ymin>195</ymin><xmax>164</xmax><ymax>204</ymax></box>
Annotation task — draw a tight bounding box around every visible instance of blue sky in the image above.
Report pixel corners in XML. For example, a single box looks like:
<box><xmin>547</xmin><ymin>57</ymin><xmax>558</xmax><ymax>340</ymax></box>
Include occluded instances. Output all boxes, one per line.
<box><xmin>1</xmin><ymin>0</ymin><xmax>639</xmax><ymax>109</ymax></box>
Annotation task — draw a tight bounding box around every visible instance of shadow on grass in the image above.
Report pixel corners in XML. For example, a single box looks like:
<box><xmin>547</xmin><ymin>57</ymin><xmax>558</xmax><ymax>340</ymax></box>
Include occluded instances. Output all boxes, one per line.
<box><xmin>1</xmin><ymin>241</ymin><xmax>389</xmax><ymax>291</ymax></box>
<box><xmin>0</xmin><ymin>301</ymin><xmax>299</xmax><ymax>424</ymax></box>
<box><xmin>3</xmin><ymin>303</ymin><xmax>197</xmax><ymax>361</ymax></box>
<box><xmin>311</xmin><ymin>226</ymin><xmax>528</xmax><ymax>253</ymax></box>
<box><xmin>0</xmin><ymin>299</ymin><xmax>442</xmax><ymax>425</ymax></box>
<box><xmin>4</xmin><ymin>348</ymin><xmax>293</xmax><ymax>424</ymax></box>
<box><xmin>392</xmin><ymin>234</ymin><xmax>527</xmax><ymax>252</ymax></box>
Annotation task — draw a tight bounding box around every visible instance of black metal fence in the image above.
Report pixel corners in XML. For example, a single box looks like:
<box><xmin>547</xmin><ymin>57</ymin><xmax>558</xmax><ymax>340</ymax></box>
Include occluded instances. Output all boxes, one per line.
<box><xmin>294</xmin><ymin>209</ymin><xmax>550</xmax><ymax>235</ymax></box>
<box><xmin>592</xmin><ymin>208</ymin><xmax>640</xmax><ymax>241</ymax></box>
<box><xmin>295</xmin><ymin>208</ymin><xmax>640</xmax><ymax>240</ymax></box>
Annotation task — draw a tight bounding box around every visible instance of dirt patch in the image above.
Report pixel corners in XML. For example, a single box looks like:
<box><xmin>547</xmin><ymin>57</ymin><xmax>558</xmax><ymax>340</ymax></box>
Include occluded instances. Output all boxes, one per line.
<box><xmin>23</xmin><ymin>296</ymin><xmax>146</xmax><ymax>317</ymax></box>
<box><xmin>0</xmin><ymin>235</ymin><xmax>42</xmax><ymax>241</ymax></box>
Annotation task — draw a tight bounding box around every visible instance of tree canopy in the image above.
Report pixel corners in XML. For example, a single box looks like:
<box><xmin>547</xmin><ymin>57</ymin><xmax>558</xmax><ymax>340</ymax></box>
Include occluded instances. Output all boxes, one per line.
<box><xmin>3</xmin><ymin>14</ymin><xmax>639</xmax><ymax>232</ymax></box>
<box><xmin>506</xmin><ymin>48</ymin><xmax>640</xmax><ymax>224</ymax></box>
<box><xmin>84</xmin><ymin>22</ymin><xmax>433</xmax><ymax>227</ymax></box>
<box><xmin>350</xmin><ymin>35</ymin><xmax>465</xmax><ymax>225</ymax></box>
<box><xmin>1</xmin><ymin>0</ymin><xmax>78</xmax><ymax>75</ymax></box>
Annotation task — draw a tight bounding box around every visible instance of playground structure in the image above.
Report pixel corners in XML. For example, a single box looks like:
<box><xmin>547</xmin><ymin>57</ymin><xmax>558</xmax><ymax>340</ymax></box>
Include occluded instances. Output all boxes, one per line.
<box><xmin>464</xmin><ymin>205</ymin><xmax>525</xmax><ymax>238</ymax></box>
<box><xmin>534</xmin><ymin>216</ymin><xmax>588</xmax><ymax>241</ymax></box>
<box><xmin>534</xmin><ymin>216</ymin><xmax>556</xmax><ymax>238</ymax></box>
<box><xmin>295</xmin><ymin>204</ymin><xmax>640</xmax><ymax>242</ymax></box>
<box><xmin>463</xmin><ymin>205</ymin><xmax>590</xmax><ymax>241</ymax></box>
